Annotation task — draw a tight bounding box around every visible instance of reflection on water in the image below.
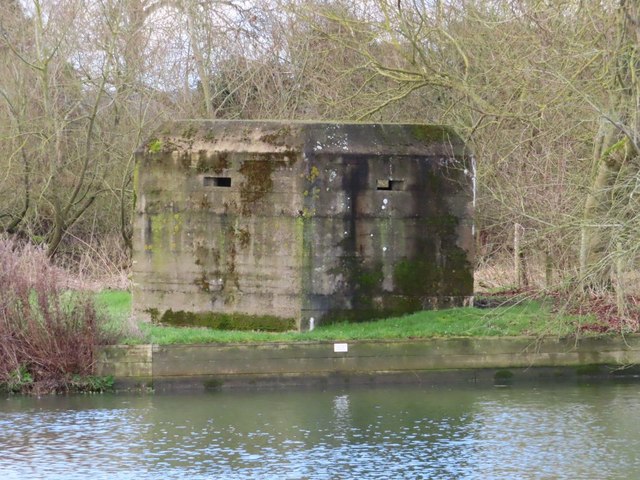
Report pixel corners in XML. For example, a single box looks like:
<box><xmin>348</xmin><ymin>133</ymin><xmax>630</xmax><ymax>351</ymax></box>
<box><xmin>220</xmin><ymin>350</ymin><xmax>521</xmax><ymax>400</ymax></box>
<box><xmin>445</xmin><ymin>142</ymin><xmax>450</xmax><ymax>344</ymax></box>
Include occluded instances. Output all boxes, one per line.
<box><xmin>2</xmin><ymin>383</ymin><xmax>640</xmax><ymax>479</ymax></box>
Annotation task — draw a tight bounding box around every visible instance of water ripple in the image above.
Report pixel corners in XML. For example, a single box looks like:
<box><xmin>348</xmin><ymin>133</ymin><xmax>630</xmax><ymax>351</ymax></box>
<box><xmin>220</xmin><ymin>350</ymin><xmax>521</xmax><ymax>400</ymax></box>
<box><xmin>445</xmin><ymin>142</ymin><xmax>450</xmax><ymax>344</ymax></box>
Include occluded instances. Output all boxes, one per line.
<box><xmin>2</xmin><ymin>384</ymin><xmax>640</xmax><ymax>479</ymax></box>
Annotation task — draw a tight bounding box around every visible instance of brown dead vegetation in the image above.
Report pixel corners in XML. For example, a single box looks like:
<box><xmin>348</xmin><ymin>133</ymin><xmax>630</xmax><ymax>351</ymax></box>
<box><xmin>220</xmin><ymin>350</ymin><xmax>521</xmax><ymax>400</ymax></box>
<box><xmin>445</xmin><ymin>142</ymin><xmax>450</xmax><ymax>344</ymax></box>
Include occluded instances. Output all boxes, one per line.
<box><xmin>0</xmin><ymin>237</ymin><xmax>115</xmax><ymax>394</ymax></box>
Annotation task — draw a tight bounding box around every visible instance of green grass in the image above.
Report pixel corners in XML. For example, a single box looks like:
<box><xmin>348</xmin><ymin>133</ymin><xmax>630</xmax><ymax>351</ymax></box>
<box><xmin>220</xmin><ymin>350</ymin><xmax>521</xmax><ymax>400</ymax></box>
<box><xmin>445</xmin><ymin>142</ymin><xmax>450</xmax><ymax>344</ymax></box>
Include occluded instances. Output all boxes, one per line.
<box><xmin>96</xmin><ymin>290</ymin><xmax>131</xmax><ymax>319</ymax></box>
<box><xmin>95</xmin><ymin>291</ymin><xmax>588</xmax><ymax>345</ymax></box>
<box><xmin>95</xmin><ymin>289</ymin><xmax>134</xmax><ymax>337</ymax></box>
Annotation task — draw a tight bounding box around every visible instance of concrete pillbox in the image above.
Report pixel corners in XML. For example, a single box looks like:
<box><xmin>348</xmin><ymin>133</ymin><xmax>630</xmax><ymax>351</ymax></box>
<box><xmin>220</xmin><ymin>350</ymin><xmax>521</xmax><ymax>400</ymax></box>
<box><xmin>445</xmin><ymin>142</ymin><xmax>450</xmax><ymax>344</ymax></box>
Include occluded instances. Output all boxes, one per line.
<box><xmin>133</xmin><ymin>120</ymin><xmax>474</xmax><ymax>331</ymax></box>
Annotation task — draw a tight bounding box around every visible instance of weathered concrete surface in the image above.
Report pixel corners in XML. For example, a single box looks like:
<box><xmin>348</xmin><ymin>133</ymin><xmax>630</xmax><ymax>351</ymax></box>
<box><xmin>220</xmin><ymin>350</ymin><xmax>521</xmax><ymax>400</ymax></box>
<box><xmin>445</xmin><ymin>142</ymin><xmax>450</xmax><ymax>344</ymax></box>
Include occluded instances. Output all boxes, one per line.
<box><xmin>96</xmin><ymin>336</ymin><xmax>640</xmax><ymax>390</ymax></box>
<box><xmin>96</xmin><ymin>345</ymin><xmax>152</xmax><ymax>386</ymax></box>
<box><xmin>133</xmin><ymin>120</ymin><xmax>474</xmax><ymax>330</ymax></box>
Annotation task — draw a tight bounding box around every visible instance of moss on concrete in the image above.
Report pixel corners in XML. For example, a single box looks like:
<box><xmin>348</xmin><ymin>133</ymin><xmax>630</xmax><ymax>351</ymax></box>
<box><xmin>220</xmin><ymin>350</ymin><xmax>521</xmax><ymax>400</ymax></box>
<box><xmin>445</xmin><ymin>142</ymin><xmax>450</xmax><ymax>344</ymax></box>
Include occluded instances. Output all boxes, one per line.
<box><xmin>196</xmin><ymin>151</ymin><xmax>229</xmax><ymax>174</ymax></box>
<box><xmin>259</xmin><ymin>125</ymin><xmax>293</xmax><ymax>147</ymax></box>
<box><xmin>194</xmin><ymin>272</ymin><xmax>210</xmax><ymax>292</ymax></box>
<box><xmin>239</xmin><ymin>157</ymin><xmax>276</xmax><ymax>210</ymax></box>
<box><xmin>410</xmin><ymin>124</ymin><xmax>460</xmax><ymax>144</ymax></box>
<box><xmin>442</xmin><ymin>249</ymin><xmax>475</xmax><ymax>295</ymax></box>
<box><xmin>394</xmin><ymin>257</ymin><xmax>441</xmax><ymax>296</ymax></box>
<box><xmin>182</xmin><ymin>124</ymin><xmax>198</xmax><ymax>139</ymax></box>
<box><xmin>154</xmin><ymin>309</ymin><xmax>295</xmax><ymax>332</ymax></box>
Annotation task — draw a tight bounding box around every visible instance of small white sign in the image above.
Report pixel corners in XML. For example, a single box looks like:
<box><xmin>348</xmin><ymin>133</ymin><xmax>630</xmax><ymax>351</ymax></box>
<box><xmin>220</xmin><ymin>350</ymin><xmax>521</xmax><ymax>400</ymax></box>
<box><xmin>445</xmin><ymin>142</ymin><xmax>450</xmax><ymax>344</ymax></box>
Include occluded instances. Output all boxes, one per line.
<box><xmin>334</xmin><ymin>343</ymin><xmax>348</xmax><ymax>353</ymax></box>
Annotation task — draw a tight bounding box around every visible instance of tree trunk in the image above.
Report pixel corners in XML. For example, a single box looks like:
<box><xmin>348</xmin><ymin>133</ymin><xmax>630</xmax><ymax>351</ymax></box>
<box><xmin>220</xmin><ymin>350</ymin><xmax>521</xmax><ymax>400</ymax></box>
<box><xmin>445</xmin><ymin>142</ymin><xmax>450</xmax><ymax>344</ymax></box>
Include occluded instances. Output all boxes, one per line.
<box><xmin>579</xmin><ymin>135</ymin><xmax>628</xmax><ymax>289</ymax></box>
<box><xmin>514</xmin><ymin>223</ymin><xmax>528</xmax><ymax>289</ymax></box>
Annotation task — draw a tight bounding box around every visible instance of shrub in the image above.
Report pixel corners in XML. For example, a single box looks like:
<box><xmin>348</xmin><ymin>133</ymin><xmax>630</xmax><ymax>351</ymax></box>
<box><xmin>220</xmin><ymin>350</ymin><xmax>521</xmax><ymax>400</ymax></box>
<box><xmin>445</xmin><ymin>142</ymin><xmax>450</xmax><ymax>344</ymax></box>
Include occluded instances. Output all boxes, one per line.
<box><xmin>0</xmin><ymin>237</ymin><xmax>115</xmax><ymax>394</ymax></box>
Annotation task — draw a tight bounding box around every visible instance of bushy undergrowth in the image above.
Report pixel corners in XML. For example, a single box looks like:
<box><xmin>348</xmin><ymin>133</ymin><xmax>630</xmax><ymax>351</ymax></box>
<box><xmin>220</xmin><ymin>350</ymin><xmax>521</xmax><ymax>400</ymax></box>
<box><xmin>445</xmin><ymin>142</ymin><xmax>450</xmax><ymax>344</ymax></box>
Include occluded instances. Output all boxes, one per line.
<box><xmin>0</xmin><ymin>238</ymin><xmax>115</xmax><ymax>394</ymax></box>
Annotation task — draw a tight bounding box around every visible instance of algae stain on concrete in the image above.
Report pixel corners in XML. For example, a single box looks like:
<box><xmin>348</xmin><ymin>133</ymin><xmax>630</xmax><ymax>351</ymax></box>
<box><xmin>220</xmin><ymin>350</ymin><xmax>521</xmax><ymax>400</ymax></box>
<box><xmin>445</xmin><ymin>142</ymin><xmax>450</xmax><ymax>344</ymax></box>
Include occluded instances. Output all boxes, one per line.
<box><xmin>239</xmin><ymin>158</ymin><xmax>275</xmax><ymax>211</ymax></box>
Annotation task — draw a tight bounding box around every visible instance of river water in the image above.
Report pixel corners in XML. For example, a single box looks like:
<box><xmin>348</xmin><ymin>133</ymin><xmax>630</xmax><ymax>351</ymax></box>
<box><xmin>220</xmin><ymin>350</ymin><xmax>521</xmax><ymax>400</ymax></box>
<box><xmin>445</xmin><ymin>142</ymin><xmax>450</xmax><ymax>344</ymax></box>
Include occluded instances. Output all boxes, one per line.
<box><xmin>1</xmin><ymin>382</ymin><xmax>640</xmax><ymax>479</ymax></box>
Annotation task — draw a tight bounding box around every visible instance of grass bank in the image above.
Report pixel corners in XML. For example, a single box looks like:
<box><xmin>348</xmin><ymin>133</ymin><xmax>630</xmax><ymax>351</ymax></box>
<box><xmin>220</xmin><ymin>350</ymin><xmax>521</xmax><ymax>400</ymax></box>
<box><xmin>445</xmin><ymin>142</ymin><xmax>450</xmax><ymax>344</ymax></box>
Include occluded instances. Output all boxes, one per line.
<box><xmin>97</xmin><ymin>291</ymin><xmax>590</xmax><ymax>345</ymax></box>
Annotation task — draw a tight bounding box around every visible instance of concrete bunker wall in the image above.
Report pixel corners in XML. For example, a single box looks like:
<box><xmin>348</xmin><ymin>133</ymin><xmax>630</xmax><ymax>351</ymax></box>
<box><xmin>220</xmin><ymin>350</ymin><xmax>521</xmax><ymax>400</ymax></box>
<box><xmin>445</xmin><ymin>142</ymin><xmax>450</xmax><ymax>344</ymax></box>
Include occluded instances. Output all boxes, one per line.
<box><xmin>133</xmin><ymin>120</ymin><xmax>474</xmax><ymax>331</ymax></box>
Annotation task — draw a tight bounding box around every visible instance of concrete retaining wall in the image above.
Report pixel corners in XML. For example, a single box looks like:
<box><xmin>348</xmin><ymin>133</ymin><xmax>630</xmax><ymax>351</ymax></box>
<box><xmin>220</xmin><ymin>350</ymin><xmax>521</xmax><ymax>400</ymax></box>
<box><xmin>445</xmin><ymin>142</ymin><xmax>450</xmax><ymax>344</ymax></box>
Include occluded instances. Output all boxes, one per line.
<box><xmin>96</xmin><ymin>336</ymin><xmax>640</xmax><ymax>391</ymax></box>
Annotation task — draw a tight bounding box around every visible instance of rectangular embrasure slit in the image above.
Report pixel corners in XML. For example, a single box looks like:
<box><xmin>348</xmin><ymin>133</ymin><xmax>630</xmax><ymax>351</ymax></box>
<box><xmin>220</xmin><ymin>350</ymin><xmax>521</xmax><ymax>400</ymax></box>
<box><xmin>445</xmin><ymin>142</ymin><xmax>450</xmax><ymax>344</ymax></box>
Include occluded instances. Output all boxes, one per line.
<box><xmin>204</xmin><ymin>176</ymin><xmax>231</xmax><ymax>187</ymax></box>
<box><xmin>376</xmin><ymin>179</ymin><xmax>404</xmax><ymax>191</ymax></box>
